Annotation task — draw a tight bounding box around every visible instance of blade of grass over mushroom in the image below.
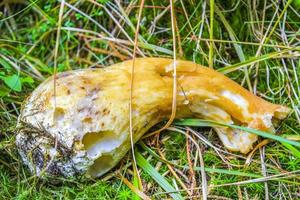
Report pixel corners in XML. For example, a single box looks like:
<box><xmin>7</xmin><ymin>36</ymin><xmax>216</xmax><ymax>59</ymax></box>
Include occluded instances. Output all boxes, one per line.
<box><xmin>135</xmin><ymin>151</ymin><xmax>184</xmax><ymax>200</ymax></box>
<box><xmin>53</xmin><ymin>0</ymin><xmax>65</xmax><ymax>108</ymax></box>
<box><xmin>174</xmin><ymin>119</ymin><xmax>300</xmax><ymax>148</ymax></box>
<box><xmin>129</xmin><ymin>0</ymin><xmax>145</xmax><ymax>192</ymax></box>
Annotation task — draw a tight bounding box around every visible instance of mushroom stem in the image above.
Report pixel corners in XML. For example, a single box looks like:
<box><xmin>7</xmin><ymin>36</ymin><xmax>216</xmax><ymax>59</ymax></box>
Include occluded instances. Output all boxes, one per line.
<box><xmin>16</xmin><ymin>58</ymin><xmax>290</xmax><ymax>178</ymax></box>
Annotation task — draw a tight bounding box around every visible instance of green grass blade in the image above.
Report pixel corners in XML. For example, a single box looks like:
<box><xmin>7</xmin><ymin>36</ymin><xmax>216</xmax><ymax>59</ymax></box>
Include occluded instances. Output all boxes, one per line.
<box><xmin>202</xmin><ymin>167</ymin><xmax>261</xmax><ymax>178</ymax></box>
<box><xmin>135</xmin><ymin>151</ymin><xmax>184</xmax><ymax>200</ymax></box>
<box><xmin>214</xmin><ymin>5</ymin><xmax>253</xmax><ymax>90</ymax></box>
<box><xmin>133</xmin><ymin>165</ymin><xmax>141</xmax><ymax>200</ymax></box>
<box><xmin>174</xmin><ymin>119</ymin><xmax>300</xmax><ymax>148</ymax></box>
<box><xmin>217</xmin><ymin>49</ymin><xmax>291</xmax><ymax>74</ymax></box>
<box><xmin>208</xmin><ymin>0</ymin><xmax>214</xmax><ymax>68</ymax></box>
<box><xmin>214</xmin><ymin>6</ymin><xmax>245</xmax><ymax>62</ymax></box>
<box><xmin>281</xmin><ymin>142</ymin><xmax>300</xmax><ymax>159</ymax></box>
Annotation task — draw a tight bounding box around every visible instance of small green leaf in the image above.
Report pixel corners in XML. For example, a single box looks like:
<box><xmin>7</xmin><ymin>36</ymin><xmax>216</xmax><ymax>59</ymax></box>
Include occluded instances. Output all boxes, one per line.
<box><xmin>3</xmin><ymin>74</ymin><xmax>22</xmax><ymax>92</ymax></box>
<box><xmin>21</xmin><ymin>76</ymin><xmax>34</xmax><ymax>84</ymax></box>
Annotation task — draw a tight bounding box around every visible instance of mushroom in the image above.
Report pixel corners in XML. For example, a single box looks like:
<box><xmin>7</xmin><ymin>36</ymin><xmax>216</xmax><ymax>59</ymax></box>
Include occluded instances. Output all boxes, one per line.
<box><xmin>16</xmin><ymin>58</ymin><xmax>290</xmax><ymax>178</ymax></box>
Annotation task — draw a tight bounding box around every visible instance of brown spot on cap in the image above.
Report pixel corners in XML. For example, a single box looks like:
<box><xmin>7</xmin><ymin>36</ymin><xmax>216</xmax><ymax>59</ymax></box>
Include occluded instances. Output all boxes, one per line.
<box><xmin>54</xmin><ymin>107</ymin><xmax>65</xmax><ymax>121</ymax></box>
<box><xmin>82</xmin><ymin>117</ymin><xmax>92</xmax><ymax>123</ymax></box>
<box><xmin>102</xmin><ymin>108</ymin><xmax>110</xmax><ymax>115</ymax></box>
